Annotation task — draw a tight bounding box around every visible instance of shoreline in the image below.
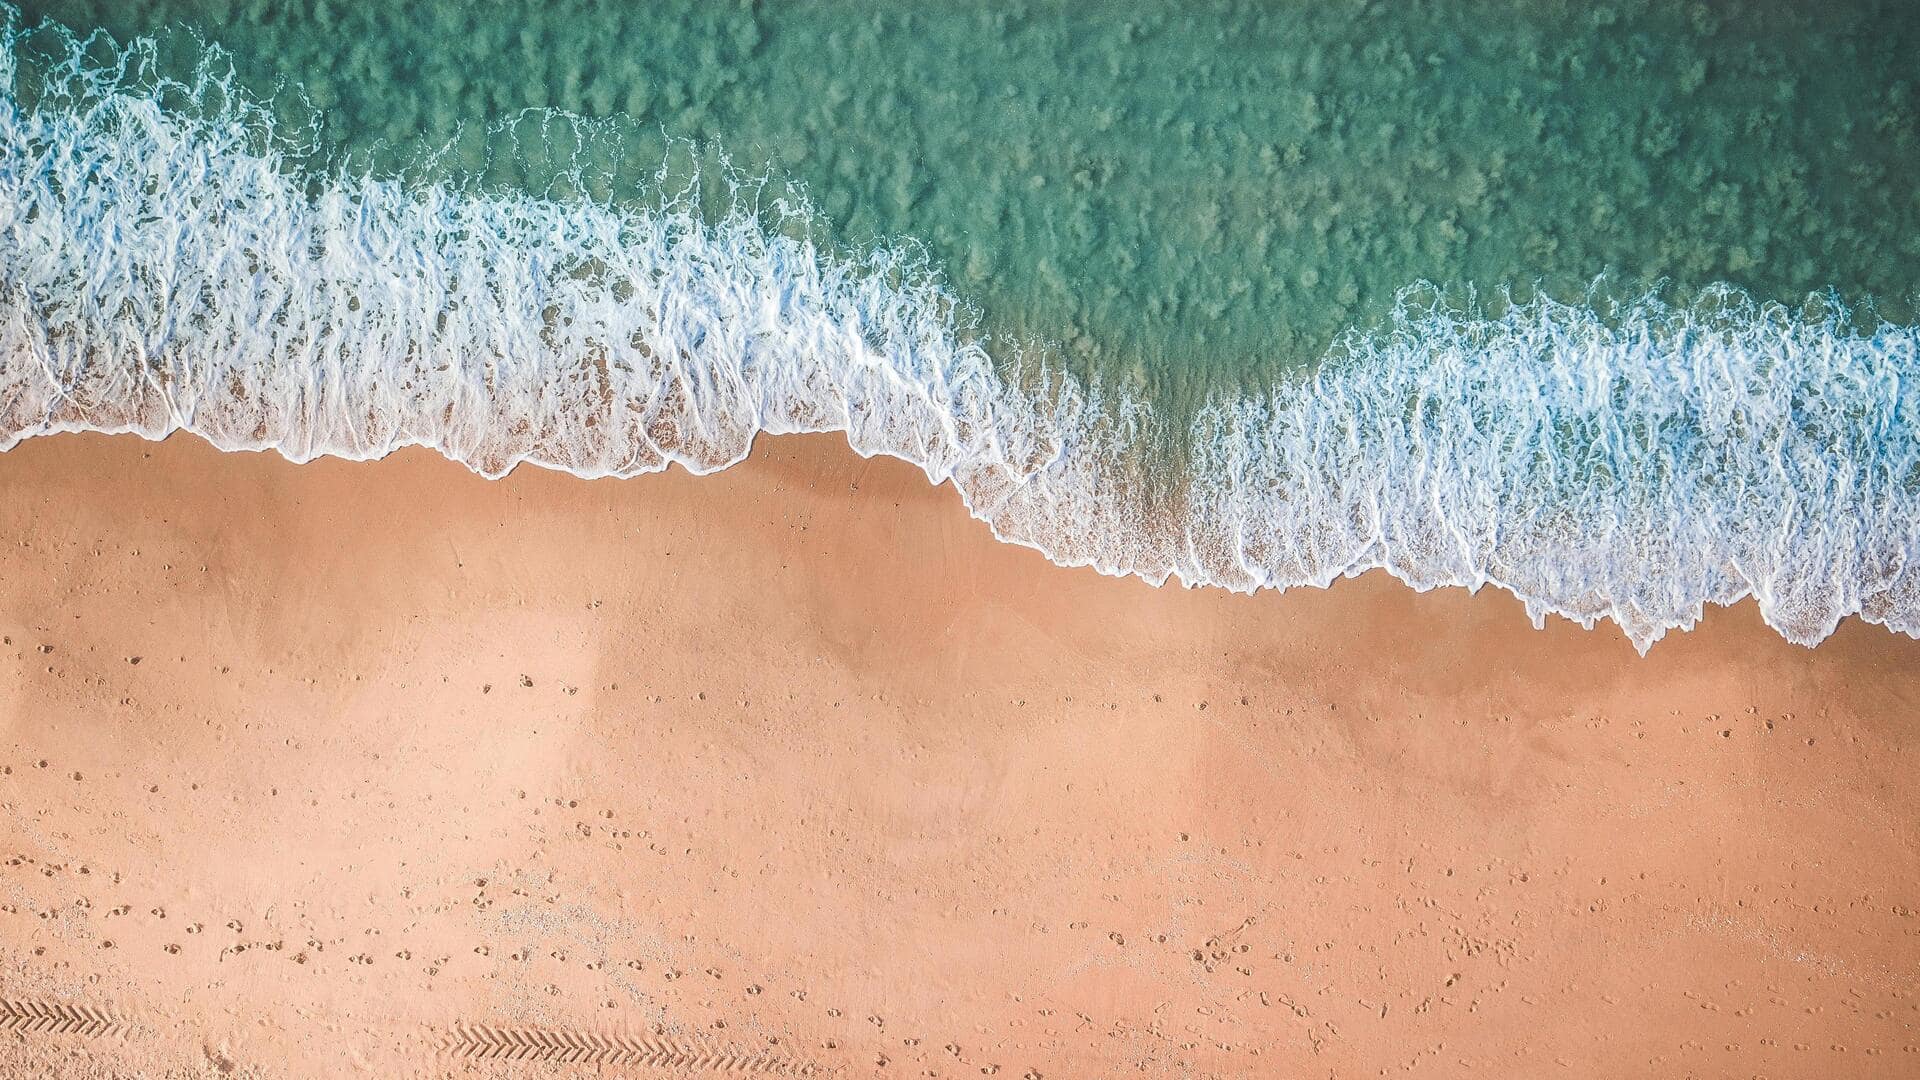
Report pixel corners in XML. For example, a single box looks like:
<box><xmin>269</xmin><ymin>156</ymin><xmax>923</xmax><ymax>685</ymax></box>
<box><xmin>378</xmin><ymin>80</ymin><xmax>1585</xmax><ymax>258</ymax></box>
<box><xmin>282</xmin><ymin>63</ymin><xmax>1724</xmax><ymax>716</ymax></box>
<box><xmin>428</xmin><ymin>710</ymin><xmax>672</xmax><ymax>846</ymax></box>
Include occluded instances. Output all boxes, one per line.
<box><xmin>15</xmin><ymin>423</ymin><xmax>1883</xmax><ymax>659</ymax></box>
<box><xmin>1</xmin><ymin>429</ymin><xmax>1917</xmax><ymax>1077</ymax></box>
<box><xmin>7</xmin><ymin>3</ymin><xmax>1916</xmax><ymax>655</ymax></box>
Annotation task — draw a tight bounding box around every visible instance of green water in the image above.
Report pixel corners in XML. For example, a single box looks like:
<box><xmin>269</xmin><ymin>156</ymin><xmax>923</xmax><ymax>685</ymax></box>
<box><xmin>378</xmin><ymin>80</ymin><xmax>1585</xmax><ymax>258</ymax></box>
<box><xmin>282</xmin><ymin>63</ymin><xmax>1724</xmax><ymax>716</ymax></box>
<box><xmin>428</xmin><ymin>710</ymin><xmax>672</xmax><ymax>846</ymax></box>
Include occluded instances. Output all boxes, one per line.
<box><xmin>19</xmin><ymin>0</ymin><xmax>1920</xmax><ymax>404</ymax></box>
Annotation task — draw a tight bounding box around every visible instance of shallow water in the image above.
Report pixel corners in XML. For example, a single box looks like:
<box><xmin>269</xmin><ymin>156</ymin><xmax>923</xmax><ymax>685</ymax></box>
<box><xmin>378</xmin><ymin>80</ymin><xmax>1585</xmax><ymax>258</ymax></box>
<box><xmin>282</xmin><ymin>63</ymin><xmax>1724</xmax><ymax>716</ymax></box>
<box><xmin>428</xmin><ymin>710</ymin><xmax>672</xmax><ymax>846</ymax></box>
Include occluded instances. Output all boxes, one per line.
<box><xmin>18</xmin><ymin>0</ymin><xmax>1920</xmax><ymax>400</ymax></box>
<box><xmin>1</xmin><ymin>1</ymin><xmax>1917</xmax><ymax>652</ymax></box>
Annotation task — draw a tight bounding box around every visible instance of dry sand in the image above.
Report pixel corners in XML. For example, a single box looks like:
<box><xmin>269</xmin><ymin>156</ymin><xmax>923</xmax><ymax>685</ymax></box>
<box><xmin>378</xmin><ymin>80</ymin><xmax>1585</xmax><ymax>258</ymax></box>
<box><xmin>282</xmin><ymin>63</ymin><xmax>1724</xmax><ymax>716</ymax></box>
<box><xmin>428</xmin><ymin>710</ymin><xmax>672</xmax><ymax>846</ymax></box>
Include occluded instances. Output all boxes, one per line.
<box><xmin>0</xmin><ymin>430</ymin><xmax>1916</xmax><ymax>1078</ymax></box>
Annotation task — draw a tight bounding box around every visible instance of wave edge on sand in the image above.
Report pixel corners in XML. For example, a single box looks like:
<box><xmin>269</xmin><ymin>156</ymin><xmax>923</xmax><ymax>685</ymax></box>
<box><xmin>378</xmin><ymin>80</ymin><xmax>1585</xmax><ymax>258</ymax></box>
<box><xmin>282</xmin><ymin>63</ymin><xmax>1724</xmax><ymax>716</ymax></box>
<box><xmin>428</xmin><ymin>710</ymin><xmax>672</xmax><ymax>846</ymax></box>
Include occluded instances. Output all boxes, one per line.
<box><xmin>1</xmin><ymin>9</ymin><xmax>1917</xmax><ymax>653</ymax></box>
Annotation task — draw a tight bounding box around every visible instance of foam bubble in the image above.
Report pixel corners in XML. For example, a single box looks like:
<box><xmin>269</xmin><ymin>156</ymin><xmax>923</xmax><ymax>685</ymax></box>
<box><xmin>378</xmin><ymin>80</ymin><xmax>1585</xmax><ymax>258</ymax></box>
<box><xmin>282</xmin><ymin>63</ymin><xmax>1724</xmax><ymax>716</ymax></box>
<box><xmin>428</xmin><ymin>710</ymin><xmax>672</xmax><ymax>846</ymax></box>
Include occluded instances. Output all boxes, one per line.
<box><xmin>1</xmin><ymin>11</ymin><xmax>1916</xmax><ymax>653</ymax></box>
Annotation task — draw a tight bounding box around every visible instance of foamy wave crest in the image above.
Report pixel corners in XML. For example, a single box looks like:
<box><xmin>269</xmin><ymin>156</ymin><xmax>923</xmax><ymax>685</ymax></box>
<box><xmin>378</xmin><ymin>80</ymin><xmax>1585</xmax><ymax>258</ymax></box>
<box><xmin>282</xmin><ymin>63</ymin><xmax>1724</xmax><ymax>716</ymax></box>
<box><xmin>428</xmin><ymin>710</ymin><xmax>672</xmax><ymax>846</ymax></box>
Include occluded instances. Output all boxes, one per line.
<box><xmin>2</xmin><ymin>11</ymin><xmax>1917</xmax><ymax>652</ymax></box>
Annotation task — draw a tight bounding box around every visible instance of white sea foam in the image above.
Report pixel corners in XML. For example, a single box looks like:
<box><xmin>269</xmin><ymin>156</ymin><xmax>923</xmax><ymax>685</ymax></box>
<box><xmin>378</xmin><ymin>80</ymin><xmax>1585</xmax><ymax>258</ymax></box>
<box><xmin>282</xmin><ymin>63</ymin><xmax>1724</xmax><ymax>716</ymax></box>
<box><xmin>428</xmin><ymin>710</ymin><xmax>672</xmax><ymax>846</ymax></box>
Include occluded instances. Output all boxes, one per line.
<box><xmin>2</xmin><ymin>12</ymin><xmax>1916</xmax><ymax>652</ymax></box>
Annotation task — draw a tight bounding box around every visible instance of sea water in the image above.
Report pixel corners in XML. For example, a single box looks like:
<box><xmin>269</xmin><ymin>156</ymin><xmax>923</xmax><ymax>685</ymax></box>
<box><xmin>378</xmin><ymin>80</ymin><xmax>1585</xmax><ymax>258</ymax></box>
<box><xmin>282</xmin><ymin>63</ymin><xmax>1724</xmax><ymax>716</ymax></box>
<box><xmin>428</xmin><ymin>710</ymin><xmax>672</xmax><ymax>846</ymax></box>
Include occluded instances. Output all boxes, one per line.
<box><xmin>1</xmin><ymin>1</ymin><xmax>1917</xmax><ymax>651</ymax></box>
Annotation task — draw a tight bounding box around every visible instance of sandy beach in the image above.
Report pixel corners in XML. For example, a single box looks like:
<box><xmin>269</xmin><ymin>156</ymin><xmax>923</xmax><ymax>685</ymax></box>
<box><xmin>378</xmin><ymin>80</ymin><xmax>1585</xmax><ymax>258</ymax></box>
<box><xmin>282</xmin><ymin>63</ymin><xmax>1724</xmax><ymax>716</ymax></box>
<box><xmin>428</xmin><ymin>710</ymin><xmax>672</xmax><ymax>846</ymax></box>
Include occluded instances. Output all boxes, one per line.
<box><xmin>1</xmin><ymin>430</ymin><xmax>1917</xmax><ymax>1078</ymax></box>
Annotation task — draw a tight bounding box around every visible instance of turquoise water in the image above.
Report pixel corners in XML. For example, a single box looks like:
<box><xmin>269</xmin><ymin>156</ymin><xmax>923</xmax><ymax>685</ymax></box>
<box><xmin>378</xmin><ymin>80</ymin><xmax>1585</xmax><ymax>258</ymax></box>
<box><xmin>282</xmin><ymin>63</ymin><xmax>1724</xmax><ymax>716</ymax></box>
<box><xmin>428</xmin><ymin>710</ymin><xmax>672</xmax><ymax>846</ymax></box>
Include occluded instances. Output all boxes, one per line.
<box><xmin>18</xmin><ymin>0</ymin><xmax>1920</xmax><ymax>394</ymax></box>
<box><xmin>1</xmin><ymin>2</ymin><xmax>1918</xmax><ymax>650</ymax></box>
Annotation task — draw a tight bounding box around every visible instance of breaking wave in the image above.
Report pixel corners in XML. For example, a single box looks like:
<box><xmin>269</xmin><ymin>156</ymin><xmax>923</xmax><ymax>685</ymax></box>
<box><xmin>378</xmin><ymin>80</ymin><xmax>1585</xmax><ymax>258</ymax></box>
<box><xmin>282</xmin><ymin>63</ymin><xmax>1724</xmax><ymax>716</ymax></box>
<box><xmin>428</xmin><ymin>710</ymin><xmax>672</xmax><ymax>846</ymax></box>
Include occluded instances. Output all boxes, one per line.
<box><xmin>2</xmin><ymin>10</ymin><xmax>1917</xmax><ymax>652</ymax></box>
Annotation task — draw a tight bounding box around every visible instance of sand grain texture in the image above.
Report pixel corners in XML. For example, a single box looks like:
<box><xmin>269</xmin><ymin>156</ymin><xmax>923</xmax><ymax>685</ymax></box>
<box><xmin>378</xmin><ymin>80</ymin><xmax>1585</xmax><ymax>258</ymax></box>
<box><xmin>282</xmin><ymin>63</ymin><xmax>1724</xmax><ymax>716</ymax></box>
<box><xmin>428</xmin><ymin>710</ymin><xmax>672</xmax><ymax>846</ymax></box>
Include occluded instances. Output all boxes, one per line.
<box><xmin>0</xmin><ymin>431</ymin><xmax>1916</xmax><ymax>1078</ymax></box>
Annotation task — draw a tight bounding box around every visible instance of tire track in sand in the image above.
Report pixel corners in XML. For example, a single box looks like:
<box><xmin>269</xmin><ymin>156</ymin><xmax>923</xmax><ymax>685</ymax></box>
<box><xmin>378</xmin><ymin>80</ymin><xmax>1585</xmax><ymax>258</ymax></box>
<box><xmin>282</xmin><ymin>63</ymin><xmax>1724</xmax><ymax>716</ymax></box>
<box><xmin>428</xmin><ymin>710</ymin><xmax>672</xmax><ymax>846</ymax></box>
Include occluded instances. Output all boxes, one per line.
<box><xmin>0</xmin><ymin>999</ymin><xmax>130</xmax><ymax>1038</ymax></box>
<box><xmin>445</xmin><ymin>1023</ymin><xmax>815</xmax><ymax>1073</ymax></box>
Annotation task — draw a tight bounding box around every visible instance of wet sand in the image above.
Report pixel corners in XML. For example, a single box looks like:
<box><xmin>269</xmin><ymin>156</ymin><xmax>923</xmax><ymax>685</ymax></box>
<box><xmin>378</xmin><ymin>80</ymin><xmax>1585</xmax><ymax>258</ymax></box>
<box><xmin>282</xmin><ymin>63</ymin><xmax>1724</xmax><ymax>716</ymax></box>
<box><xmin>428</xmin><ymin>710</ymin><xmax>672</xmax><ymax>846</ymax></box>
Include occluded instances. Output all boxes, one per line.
<box><xmin>1</xmin><ymin>430</ymin><xmax>1916</xmax><ymax>1078</ymax></box>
